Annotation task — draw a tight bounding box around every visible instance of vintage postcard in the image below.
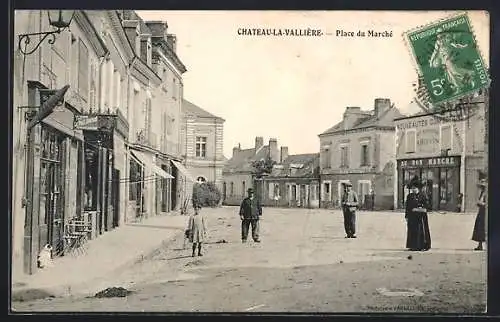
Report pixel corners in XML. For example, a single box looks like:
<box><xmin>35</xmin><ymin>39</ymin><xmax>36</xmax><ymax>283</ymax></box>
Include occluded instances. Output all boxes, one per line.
<box><xmin>11</xmin><ymin>10</ymin><xmax>489</xmax><ymax>314</ymax></box>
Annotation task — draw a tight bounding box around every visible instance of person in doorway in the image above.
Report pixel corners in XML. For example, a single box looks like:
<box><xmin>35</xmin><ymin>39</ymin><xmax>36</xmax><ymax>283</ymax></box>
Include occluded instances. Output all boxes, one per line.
<box><xmin>369</xmin><ymin>189</ymin><xmax>375</xmax><ymax>211</ymax></box>
<box><xmin>404</xmin><ymin>176</ymin><xmax>431</xmax><ymax>251</ymax></box>
<box><xmin>456</xmin><ymin>193</ymin><xmax>464</xmax><ymax>213</ymax></box>
<box><xmin>472</xmin><ymin>178</ymin><xmax>487</xmax><ymax>251</ymax></box>
<box><xmin>187</xmin><ymin>205</ymin><xmax>208</xmax><ymax>257</ymax></box>
<box><xmin>239</xmin><ymin>188</ymin><xmax>262</xmax><ymax>243</ymax></box>
<box><xmin>341</xmin><ymin>182</ymin><xmax>358</xmax><ymax>238</ymax></box>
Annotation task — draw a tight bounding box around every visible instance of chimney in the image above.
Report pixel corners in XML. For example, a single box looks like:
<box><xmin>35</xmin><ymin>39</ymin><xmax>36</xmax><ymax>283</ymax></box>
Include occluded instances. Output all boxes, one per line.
<box><xmin>343</xmin><ymin>106</ymin><xmax>362</xmax><ymax>130</ymax></box>
<box><xmin>269</xmin><ymin>138</ymin><xmax>279</xmax><ymax>162</ymax></box>
<box><xmin>232</xmin><ymin>144</ymin><xmax>240</xmax><ymax>158</ymax></box>
<box><xmin>280</xmin><ymin>146</ymin><xmax>289</xmax><ymax>163</ymax></box>
<box><xmin>255</xmin><ymin>136</ymin><xmax>264</xmax><ymax>152</ymax></box>
<box><xmin>145</xmin><ymin>20</ymin><xmax>168</xmax><ymax>39</ymax></box>
<box><xmin>166</xmin><ymin>34</ymin><xmax>177</xmax><ymax>52</ymax></box>
<box><xmin>374</xmin><ymin>98</ymin><xmax>391</xmax><ymax>118</ymax></box>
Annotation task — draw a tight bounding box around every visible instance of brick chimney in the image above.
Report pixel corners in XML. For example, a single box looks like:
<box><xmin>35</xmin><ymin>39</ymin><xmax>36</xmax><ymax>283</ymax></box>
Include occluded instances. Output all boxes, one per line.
<box><xmin>343</xmin><ymin>106</ymin><xmax>362</xmax><ymax>130</ymax></box>
<box><xmin>280</xmin><ymin>146</ymin><xmax>289</xmax><ymax>163</ymax></box>
<box><xmin>232</xmin><ymin>144</ymin><xmax>240</xmax><ymax>158</ymax></box>
<box><xmin>269</xmin><ymin>138</ymin><xmax>279</xmax><ymax>162</ymax></box>
<box><xmin>374</xmin><ymin>98</ymin><xmax>392</xmax><ymax>118</ymax></box>
<box><xmin>255</xmin><ymin>136</ymin><xmax>264</xmax><ymax>152</ymax></box>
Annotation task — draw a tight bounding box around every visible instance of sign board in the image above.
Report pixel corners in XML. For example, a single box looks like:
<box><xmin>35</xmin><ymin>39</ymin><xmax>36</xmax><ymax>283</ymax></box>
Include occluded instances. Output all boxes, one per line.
<box><xmin>74</xmin><ymin>115</ymin><xmax>99</xmax><ymax>130</ymax></box>
<box><xmin>399</xmin><ymin>156</ymin><xmax>461</xmax><ymax>169</ymax></box>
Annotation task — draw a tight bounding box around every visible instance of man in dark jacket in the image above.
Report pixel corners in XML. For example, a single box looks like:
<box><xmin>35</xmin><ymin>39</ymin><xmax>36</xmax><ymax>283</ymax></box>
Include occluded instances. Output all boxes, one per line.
<box><xmin>239</xmin><ymin>187</ymin><xmax>262</xmax><ymax>243</ymax></box>
<box><xmin>341</xmin><ymin>182</ymin><xmax>358</xmax><ymax>238</ymax></box>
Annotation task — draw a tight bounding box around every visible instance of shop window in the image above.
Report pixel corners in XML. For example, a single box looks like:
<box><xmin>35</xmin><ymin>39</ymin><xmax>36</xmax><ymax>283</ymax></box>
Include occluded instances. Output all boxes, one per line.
<box><xmin>129</xmin><ymin>158</ymin><xmax>143</xmax><ymax>201</ymax></box>
<box><xmin>406</xmin><ymin>130</ymin><xmax>416</xmax><ymax>153</ymax></box>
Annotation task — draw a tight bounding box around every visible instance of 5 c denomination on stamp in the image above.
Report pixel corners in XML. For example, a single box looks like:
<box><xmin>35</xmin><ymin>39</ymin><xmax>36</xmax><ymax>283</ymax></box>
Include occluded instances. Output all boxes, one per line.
<box><xmin>404</xmin><ymin>13</ymin><xmax>490</xmax><ymax>105</ymax></box>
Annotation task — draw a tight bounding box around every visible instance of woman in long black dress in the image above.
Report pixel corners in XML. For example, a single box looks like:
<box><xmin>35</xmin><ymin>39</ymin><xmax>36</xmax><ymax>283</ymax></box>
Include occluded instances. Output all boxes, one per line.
<box><xmin>472</xmin><ymin>178</ymin><xmax>487</xmax><ymax>251</ymax></box>
<box><xmin>405</xmin><ymin>177</ymin><xmax>431</xmax><ymax>251</ymax></box>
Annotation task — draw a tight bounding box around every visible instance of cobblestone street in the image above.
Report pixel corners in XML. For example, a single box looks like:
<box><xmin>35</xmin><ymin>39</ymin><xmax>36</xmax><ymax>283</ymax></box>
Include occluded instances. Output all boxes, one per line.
<box><xmin>12</xmin><ymin>207</ymin><xmax>487</xmax><ymax>313</ymax></box>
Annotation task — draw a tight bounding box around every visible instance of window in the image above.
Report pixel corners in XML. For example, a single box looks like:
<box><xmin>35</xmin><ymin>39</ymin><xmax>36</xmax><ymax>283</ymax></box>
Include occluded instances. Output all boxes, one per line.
<box><xmin>321</xmin><ymin>148</ymin><xmax>331</xmax><ymax>168</ymax></box>
<box><xmin>440</xmin><ymin>125</ymin><xmax>452</xmax><ymax>151</ymax></box>
<box><xmin>360</xmin><ymin>143</ymin><xmax>369</xmax><ymax>166</ymax></box>
<box><xmin>242</xmin><ymin>181</ymin><xmax>246</xmax><ymax>197</ymax></box>
<box><xmin>406</xmin><ymin>129</ymin><xmax>416</xmax><ymax>153</ymax></box>
<box><xmin>340</xmin><ymin>146</ymin><xmax>349</xmax><ymax>167</ymax></box>
<box><xmin>195</xmin><ymin>136</ymin><xmax>207</xmax><ymax>158</ymax></box>
<box><xmin>77</xmin><ymin>39</ymin><xmax>89</xmax><ymax>100</ymax></box>
<box><xmin>357</xmin><ymin>180</ymin><xmax>372</xmax><ymax>207</ymax></box>
<box><xmin>230</xmin><ymin>182</ymin><xmax>234</xmax><ymax>196</ymax></box>
<box><xmin>269</xmin><ymin>183</ymin><xmax>280</xmax><ymax>199</ymax></box>
<box><xmin>323</xmin><ymin>182</ymin><xmax>331</xmax><ymax>201</ymax></box>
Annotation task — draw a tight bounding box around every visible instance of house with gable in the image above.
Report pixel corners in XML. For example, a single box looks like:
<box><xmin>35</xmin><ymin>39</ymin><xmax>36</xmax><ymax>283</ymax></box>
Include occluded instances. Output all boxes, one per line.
<box><xmin>261</xmin><ymin>151</ymin><xmax>320</xmax><ymax>208</ymax></box>
<box><xmin>318</xmin><ymin>98</ymin><xmax>404</xmax><ymax>210</ymax></box>
<box><xmin>222</xmin><ymin>136</ymin><xmax>280</xmax><ymax>206</ymax></box>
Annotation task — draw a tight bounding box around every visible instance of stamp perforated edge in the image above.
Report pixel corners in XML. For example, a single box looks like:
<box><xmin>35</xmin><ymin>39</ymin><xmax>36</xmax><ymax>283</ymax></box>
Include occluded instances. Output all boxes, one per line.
<box><xmin>402</xmin><ymin>11</ymin><xmax>491</xmax><ymax>105</ymax></box>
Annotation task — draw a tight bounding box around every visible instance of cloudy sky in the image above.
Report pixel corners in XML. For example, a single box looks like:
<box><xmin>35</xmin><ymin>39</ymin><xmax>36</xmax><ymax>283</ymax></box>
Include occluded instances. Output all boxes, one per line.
<box><xmin>137</xmin><ymin>10</ymin><xmax>489</xmax><ymax>158</ymax></box>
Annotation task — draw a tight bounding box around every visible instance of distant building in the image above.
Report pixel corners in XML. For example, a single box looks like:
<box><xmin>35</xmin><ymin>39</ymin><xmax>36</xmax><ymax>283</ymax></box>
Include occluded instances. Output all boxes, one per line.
<box><xmin>261</xmin><ymin>151</ymin><xmax>320</xmax><ymax>208</ymax></box>
<box><xmin>394</xmin><ymin>94</ymin><xmax>486</xmax><ymax>212</ymax></box>
<box><xmin>318</xmin><ymin>98</ymin><xmax>404</xmax><ymax>210</ymax></box>
<box><xmin>222</xmin><ymin>137</ymin><xmax>280</xmax><ymax>206</ymax></box>
<box><xmin>181</xmin><ymin>99</ymin><xmax>225</xmax><ymax>193</ymax></box>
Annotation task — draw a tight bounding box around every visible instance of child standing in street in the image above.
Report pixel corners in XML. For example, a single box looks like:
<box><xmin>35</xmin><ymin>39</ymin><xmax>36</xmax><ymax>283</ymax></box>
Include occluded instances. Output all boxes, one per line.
<box><xmin>187</xmin><ymin>206</ymin><xmax>208</xmax><ymax>257</ymax></box>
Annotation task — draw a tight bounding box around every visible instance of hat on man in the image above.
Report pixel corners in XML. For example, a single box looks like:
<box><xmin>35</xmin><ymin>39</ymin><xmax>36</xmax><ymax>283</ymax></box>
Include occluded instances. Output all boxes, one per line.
<box><xmin>477</xmin><ymin>178</ymin><xmax>487</xmax><ymax>187</ymax></box>
<box><xmin>407</xmin><ymin>175</ymin><xmax>422</xmax><ymax>189</ymax></box>
<box><xmin>344</xmin><ymin>181</ymin><xmax>353</xmax><ymax>187</ymax></box>
<box><xmin>247</xmin><ymin>187</ymin><xmax>254</xmax><ymax>193</ymax></box>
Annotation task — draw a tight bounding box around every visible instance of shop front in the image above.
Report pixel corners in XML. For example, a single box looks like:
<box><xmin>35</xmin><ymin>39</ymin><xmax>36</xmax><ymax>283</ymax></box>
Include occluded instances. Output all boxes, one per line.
<box><xmin>397</xmin><ymin>156</ymin><xmax>461</xmax><ymax>212</ymax></box>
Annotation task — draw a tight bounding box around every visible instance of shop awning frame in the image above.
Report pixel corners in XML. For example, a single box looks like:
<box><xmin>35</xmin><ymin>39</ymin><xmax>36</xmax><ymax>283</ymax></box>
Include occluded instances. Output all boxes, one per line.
<box><xmin>171</xmin><ymin>160</ymin><xmax>196</xmax><ymax>182</ymax></box>
<box><xmin>130</xmin><ymin>150</ymin><xmax>174</xmax><ymax>179</ymax></box>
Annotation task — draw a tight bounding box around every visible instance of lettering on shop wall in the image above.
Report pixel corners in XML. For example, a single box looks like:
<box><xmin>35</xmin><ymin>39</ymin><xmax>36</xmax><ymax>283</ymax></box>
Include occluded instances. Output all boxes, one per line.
<box><xmin>399</xmin><ymin>157</ymin><xmax>459</xmax><ymax>169</ymax></box>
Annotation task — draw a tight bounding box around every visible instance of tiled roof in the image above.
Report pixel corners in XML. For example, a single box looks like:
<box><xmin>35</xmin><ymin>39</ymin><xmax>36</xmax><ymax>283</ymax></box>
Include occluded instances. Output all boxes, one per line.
<box><xmin>320</xmin><ymin>106</ymin><xmax>404</xmax><ymax>136</ymax></box>
<box><xmin>182</xmin><ymin>99</ymin><xmax>225</xmax><ymax>121</ymax></box>
<box><xmin>223</xmin><ymin>146</ymin><xmax>271</xmax><ymax>173</ymax></box>
<box><xmin>269</xmin><ymin>153</ymin><xmax>320</xmax><ymax>178</ymax></box>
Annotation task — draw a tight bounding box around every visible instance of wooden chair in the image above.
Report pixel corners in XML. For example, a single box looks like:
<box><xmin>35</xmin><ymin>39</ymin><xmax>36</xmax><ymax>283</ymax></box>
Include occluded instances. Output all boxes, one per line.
<box><xmin>63</xmin><ymin>217</ymin><xmax>92</xmax><ymax>256</ymax></box>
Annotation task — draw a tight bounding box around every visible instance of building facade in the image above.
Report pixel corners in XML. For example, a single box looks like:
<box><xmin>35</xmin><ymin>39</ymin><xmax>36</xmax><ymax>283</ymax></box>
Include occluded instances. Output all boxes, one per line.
<box><xmin>12</xmin><ymin>10</ymin><xmax>192</xmax><ymax>277</ymax></box>
<box><xmin>181</xmin><ymin>99</ymin><xmax>225</xmax><ymax>192</ymax></box>
<box><xmin>260</xmin><ymin>151</ymin><xmax>320</xmax><ymax>208</ymax></box>
<box><xmin>394</xmin><ymin>96</ymin><xmax>486</xmax><ymax>212</ymax></box>
<box><xmin>318</xmin><ymin>98</ymin><xmax>404</xmax><ymax>210</ymax></box>
<box><xmin>222</xmin><ymin>137</ymin><xmax>281</xmax><ymax>206</ymax></box>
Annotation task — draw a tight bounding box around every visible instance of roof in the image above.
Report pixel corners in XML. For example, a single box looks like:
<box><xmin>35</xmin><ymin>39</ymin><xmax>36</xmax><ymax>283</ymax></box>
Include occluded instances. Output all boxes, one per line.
<box><xmin>319</xmin><ymin>106</ymin><xmax>405</xmax><ymax>136</ymax></box>
<box><xmin>223</xmin><ymin>146</ymin><xmax>270</xmax><ymax>173</ymax></box>
<box><xmin>269</xmin><ymin>153</ymin><xmax>320</xmax><ymax>178</ymax></box>
<box><xmin>182</xmin><ymin>99</ymin><xmax>225</xmax><ymax>121</ymax></box>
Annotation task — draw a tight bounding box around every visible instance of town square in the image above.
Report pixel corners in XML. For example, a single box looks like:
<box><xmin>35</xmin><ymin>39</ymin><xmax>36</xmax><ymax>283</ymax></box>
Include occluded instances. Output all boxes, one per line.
<box><xmin>10</xmin><ymin>10</ymin><xmax>489</xmax><ymax>313</ymax></box>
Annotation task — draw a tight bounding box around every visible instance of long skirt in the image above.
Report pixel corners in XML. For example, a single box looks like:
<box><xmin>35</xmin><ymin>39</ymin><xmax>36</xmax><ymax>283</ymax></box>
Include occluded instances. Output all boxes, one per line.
<box><xmin>472</xmin><ymin>207</ymin><xmax>486</xmax><ymax>242</ymax></box>
<box><xmin>406</xmin><ymin>213</ymin><xmax>431</xmax><ymax>251</ymax></box>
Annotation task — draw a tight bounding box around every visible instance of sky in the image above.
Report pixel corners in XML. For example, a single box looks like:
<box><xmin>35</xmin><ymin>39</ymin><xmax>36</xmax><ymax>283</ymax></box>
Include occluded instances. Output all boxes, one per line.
<box><xmin>137</xmin><ymin>10</ymin><xmax>489</xmax><ymax>158</ymax></box>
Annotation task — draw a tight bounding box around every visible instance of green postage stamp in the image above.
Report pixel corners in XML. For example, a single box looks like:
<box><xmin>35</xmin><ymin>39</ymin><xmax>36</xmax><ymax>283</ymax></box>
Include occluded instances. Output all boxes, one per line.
<box><xmin>405</xmin><ymin>13</ymin><xmax>490</xmax><ymax>105</ymax></box>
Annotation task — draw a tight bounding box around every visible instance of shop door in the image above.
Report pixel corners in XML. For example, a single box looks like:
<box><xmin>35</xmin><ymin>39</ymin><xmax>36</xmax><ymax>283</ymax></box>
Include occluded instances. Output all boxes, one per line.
<box><xmin>112</xmin><ymin>169</ymin><xmax>120</xmax><ymax>228</ymax></box>
<box><xmin>300</xmin><ymin>185</ymin><xmax>307</xmax><ymax>207</ymax></box>
<box><xmin>39</xmin><ymin>160</ymin><xmax>64</xmax><ymax>255</ymax></box>
<box><xmin>438</xmin><ymin>168</ymin><xmax>459</xmax><ymax>212</ymax></box>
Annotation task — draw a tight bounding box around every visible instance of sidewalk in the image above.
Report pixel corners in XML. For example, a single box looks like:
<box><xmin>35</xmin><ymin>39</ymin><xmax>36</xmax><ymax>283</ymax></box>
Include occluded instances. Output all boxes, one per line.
<box><xmin>11</xmin><ymin>214</ymin><xmax>189</xmax><ymax>301</ymax></box>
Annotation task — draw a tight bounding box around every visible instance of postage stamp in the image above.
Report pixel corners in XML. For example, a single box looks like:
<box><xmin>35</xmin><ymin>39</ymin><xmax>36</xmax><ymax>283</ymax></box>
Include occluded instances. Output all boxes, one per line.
<box><xmin>404</xmin><ymin>13</ymin><xmax>490</xmax><ymax>105</ymax></box>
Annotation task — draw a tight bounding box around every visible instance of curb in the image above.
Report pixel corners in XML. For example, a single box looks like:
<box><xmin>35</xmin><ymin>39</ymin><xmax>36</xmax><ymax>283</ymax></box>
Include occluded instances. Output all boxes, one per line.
<box><xmin>11</xmin><ymin>228</ymin><xmax>185</xmax><ymax>303</ymax></box>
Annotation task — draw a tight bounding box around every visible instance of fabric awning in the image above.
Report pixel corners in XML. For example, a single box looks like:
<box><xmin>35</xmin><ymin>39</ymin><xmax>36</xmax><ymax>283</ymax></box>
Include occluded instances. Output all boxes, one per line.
<box><xmin>130</xmin><ymin>150</ymin><xmax>174</xmax><ymax>179</ymax></box>
<box><xmin>171</xmin><ymin>160</ymin><xmax>195</xmax><ymax>182</ymax></box>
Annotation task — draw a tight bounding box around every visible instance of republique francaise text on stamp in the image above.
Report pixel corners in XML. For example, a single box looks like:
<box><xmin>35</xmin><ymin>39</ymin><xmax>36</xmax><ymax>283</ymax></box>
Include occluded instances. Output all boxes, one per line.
<box><xmin>404</xmin><ymin>13</ymin><xmax>490</xmax><ymax>106</ymax></box>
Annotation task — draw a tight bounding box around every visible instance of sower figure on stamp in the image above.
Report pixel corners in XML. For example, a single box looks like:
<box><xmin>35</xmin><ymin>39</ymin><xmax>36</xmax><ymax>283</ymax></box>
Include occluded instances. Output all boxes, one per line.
<box><xmin>341</xmin><ymin>182</ymin><xmax>358</xmax><ymax>238</ymax></box>
<box><xmin>472</xmin><ymin>178</ymin><xmax>487</xmax><ymax>251</ymax></box>
<box><xmin>405</xmin><ymin>176</ymin><xmax>431</xmax><ymax>251</ymax></box>
<box><xmin>239</xmin><ymin>188</ymin><xmax>262</xmax><ymax>243</ymax></box>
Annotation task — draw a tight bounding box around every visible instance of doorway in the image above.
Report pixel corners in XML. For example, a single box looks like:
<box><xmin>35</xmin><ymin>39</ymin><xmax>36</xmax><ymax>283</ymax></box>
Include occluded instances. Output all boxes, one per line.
<box><xmin>112</xmin><ymin>168</ymin><xmax>120</xmax><ymax>228</ymax></box>
<box><xmin>170</xmin><ymin>165</ymin><xmax>178</xmax><ymax>210</ymax></box>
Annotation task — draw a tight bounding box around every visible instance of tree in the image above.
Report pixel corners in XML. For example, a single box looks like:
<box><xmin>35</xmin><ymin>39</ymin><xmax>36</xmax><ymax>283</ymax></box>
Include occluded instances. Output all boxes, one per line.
<box><xmin>192</xmin><ymin>182</ymin><xmax>222</xmax><ymax>208</ymax></box>
<box><xmin>251</xmin><ymin>156</ymin><xmax>276</xmax><ymax>201</ymax></box>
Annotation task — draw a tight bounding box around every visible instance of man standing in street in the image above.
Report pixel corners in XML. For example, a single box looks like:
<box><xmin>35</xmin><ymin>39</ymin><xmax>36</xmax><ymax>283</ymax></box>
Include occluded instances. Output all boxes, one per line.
<box><xmin>239</xmin><ymin>187</ymin><xmax>262</xmax><ymax>243</ymax></box>
<box><xmin>341</xmin><ymin>182</ymin><xmax>358</xmax><ymax>238</ymax></box>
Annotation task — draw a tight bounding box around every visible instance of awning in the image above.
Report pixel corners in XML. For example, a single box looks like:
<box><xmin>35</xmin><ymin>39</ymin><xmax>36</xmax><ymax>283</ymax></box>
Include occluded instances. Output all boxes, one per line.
<box><xmin>130</xmin><ymin>150</ymin><xmax>174</xmax><ymax>179</ymax></box>
<box><xmin>171</xmin><ymin>160</ymin><xmax>196</xmax><ymax>182</ymax></box>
